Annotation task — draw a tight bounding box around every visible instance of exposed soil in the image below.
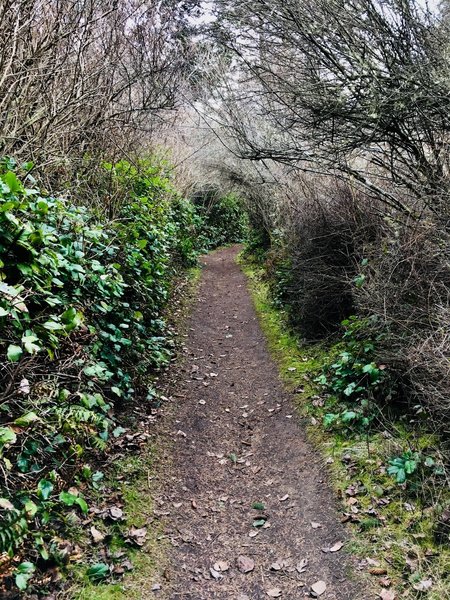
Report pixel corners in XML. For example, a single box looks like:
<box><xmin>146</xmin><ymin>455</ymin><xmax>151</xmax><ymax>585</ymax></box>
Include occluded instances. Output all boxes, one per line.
<box><xmin>154</xmin><ymin>246</ymin><xmax>368</xmax><ymax>599</ymax></box>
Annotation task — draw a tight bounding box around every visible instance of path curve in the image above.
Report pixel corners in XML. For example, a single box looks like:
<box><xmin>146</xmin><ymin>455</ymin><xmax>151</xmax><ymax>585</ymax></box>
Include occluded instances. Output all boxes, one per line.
<box><xmin>157</xmin><ymin>246</ymin><xmax>367</xmax><ymax>599</ymax></box>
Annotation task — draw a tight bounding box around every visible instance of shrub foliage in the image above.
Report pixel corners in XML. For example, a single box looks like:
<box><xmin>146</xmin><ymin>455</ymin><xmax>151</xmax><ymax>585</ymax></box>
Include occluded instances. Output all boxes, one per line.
<box><xmin>0</xmin><ymin>156</ymin><xmax>246</xmax><ymax>593</ymax></box>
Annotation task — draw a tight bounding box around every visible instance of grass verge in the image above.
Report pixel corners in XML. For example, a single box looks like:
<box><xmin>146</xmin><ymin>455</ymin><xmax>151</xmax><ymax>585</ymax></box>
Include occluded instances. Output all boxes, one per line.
<box><xmin>240</xmin><ymin>258</ymin><xmax>450</xmax><ymax>600</ymax></box>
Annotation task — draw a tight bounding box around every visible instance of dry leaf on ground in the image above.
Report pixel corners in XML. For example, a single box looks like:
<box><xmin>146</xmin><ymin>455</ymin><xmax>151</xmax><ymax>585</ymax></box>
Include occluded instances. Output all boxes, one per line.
<box><xmin>237</xmin><ymin>555</ymin><xmax>255</xmax><ymax>573</ymax></box>
<box><xmin>296</xmin><ymin>558</ymin><xmax>308</xmax><ymax>573</ymax></box>
<box><xmin>413</xmin><ymin>579</ymin><xmax>433</xmax><ymax>592</ymax></box>
<box><xmin>378</xmin><ymin>590</ymin><xmax>396</xmax><ymax>600</ymax></box>
<box><xmin>322</xmin><ymin>541</ymin><xmax>343</xmax><ymax>553</ymax></box>
<box><xmin>90</xmin><ymin>526</ymin><xmax>105</xmax><ymax>543</ymax></box>
<box><xmin>311</xmin><ymin>580</ymin><xmax>327</xmax><ymax>596</ymax></box>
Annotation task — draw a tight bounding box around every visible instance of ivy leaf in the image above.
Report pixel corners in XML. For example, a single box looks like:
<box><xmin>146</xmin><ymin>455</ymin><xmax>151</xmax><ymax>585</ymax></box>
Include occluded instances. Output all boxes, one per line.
<box><xmin>14</xmin><ymin>562</ymin><xmax>35</xmax><ymax>591</ymax></box>
<box><xmin>59</xmin><ymin>490</ymin><xmax>88</xmax><ymax>513</ymax></box>
<box><xmin>3</xmin><ymin>171</ymin><xmax>23</xmax><ymax>194</ymax></box>
<box><xmin>22</xmin><ymin>334</ymin><xmax>41</xmax><ymax>355</ymax></box>
<box><xmin>323</xmin><ymin>413</ymin><xmax>338</xmax><ymax>428</ymax></box>
<box><xmin>253</xmin><ymin>518</ymin><xmax>267</xmax><ymax>528</ymax></box>
<box><xmin>86</xmin><ymin>563</ymin><xmax>109</xmax><ymax>583</ymax></box>
<box><xmin>61</xmin><ymin>307</ymin><xmax>83</xmax><ymax>331</ymax></box>
<box><xmin>76</xmin><ymin>497</ymin><xmax>89</xmax><ymax>514</ymax></box>
<box><xmin>14</xmin><ymin>412</ymin><xmax>40</xmax><ymax>427</ymax></box>
<box><xmin>0</xmin><ymin>282</ymin><xmax>28</xmax><ymax>312</ymax></box>
<box><xmin>341</xmin><ymin>411</ymin><xmax>357</xmax><ymax>423</ymax></box>
<box><xmin>112</xmin><ymin>426</ymin><xmax>126</xmax><ymax>438</ymax></box>
<box><xmin>7</xmin><ymin>344</ymin><xmax>23</xmax><ymax>362</ymax></box>
<box><xmin>24</xmin><ymin>500</ymin><xmax>38</xmax><ymax>517</ymax></box>
<box><xmin>59</xmin><ymin>490</ymin><xmax>77</xmax><ymax>506</ymax></box>
<box><xmin>37</xmin><ymin>479</ymin><xmax>54</xmax><ymax>501</ymax></box>
<box><xmin>43</xmin><ymin>320</ymin><xmax>64</xmax><ymax>331</ymax></box>
<box><xmin>0</xmin><ymin>426</ymin><xmax>17</xmax><ymax>448</ymax></box>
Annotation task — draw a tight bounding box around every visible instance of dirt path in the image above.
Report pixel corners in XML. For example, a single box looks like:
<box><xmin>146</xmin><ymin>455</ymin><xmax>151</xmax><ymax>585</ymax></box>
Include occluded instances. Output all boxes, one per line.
<box><xmin>155</xmin><ymin>246</ymin><xmax>367</xmax><ymax>599</ymax></box>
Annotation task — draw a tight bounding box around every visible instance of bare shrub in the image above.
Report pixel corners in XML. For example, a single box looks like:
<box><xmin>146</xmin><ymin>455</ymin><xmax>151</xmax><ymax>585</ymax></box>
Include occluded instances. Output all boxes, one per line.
<box><xmin>0</xmin><ymin>0</ymin><xmax>197</xmax><ymax>196</ymax></box>
<box><xmin>266</xmin><ymin>181</ymin><xmax>378</xmax><ymax>338</ymax></box>
<box><xmin>355</xmin><ymin>220</ymin><xmax>450</xmax><ymax>426</ymax></box>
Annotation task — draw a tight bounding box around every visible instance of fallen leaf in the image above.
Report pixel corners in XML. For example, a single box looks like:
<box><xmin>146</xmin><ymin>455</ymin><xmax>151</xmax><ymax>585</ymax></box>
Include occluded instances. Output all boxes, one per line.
<box><xmin>413</xmin><ymin>579</ymin><xmax>433</xmax><ymax>592</ymax></box>
<box><xmin>322</xmin><ymin>541</ymin><xmax>343</xmax><ymax>553</ymax></box>
<box><xmin>378</xmin><ymin>590</ymin><xmax>396</xmax><ymax>600</ymax></box>
<box><xmin>109</xmin><ymin>506</ymin><xmax>123</xmax><ymax>520</ymax></box>
<box><xmin>19</xmin><ymin>378</ymin><xmax>30</xmax><ymax>395</ymax></box>
<box><xmin>0</xmin><ymin>498</ymin><xmax>15</xmax><ymax>510</ymax></box>
<box><xmin>210</xmin><ymin>567</ymin><xmax>223</xmax><ymax>580</ymax></box>
<box><xmin>267</xmin><ymin>588</ymin><xmax>282</xmax><ymax>597</ymax></box>
<box><xmin>127</xmin><ymin>526</ymin><xmax>147</xmax><ymax>546</ymax></box>
<box><xmin>90</xmin><ymin>526</ymin><xmax>105</xmax><ymax>543</ymax></box>
<box><xmin>296</xmin><ymin>558</ymin><xmax>308</xmax><ymax>573</ymax></box>
<box><xmin>311</xmin><ymin>580</ymin><xmax>327</xmax><ymax>596</ymax></box>
<box><xmin>345</xmin><ymin>485</ymin><xmax>357</xmax><ymax>496</ymax></box>
<box><xmin>237</xmin><ymin>555</ymin><xmax>255</xmax><ymax>573</ymax></box>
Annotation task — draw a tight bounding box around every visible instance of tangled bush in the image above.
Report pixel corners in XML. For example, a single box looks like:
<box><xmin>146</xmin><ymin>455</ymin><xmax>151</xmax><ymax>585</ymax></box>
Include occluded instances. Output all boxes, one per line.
<box><xmin>354</xmin><ymin>220</ymin><xmax>450</xmax><ymax>428</ymax></box>
<box><xmin>267</xmin><ymin>182</ymin><xmax>381</xmax><ymax>340</ymax></box>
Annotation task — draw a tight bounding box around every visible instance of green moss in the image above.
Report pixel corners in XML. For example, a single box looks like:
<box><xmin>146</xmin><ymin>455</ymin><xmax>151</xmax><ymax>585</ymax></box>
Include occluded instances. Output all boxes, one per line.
<box><xmin>240</xmin><ymin>256</ymin><xmax>450</xmax><ymax>600</ymax></box>
<box><xmin>72</xmin><ymin>441</ymin><xmax>168</xmax><ymax>600</ymax></box>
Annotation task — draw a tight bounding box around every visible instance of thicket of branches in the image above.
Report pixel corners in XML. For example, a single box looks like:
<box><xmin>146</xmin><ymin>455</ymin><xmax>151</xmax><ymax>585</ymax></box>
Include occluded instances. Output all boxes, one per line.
<box><xmin>0</xmin><ymin>0</ymin><xmax>199</xmax><ymax>196</ymax></box>
<box><xmin>200</xmin><ymin>0</ymin><xmax>450</xmax><ymax>427</ymax></box>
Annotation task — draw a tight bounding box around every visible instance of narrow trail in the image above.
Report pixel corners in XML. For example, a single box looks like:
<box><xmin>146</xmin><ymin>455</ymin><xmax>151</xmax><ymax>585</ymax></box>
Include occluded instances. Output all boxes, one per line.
<box><xmin>156</xmin><ymin>246</ymin><xmax>367</xmax><ymax>599</ymax></box>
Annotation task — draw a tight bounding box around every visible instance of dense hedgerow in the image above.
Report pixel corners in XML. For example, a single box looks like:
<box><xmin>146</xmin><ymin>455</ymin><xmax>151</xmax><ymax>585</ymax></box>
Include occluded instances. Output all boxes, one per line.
<box><xmin>0</xmin><ymin>157</ymin><xmax>245</xmax><ymax>593</ymax></box>
<box><xmin>192</xmin><ymin>189</ymin><xmax>248</xmax><ymax>249</ymax></box>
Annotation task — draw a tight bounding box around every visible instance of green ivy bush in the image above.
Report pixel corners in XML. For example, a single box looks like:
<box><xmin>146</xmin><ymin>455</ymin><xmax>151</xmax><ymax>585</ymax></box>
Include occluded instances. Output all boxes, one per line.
<box><xmin>315</xmin><ymin>315</ymin><xmax>388</xmax><ymax>434</ymax></box>
<box><xmin>0</xmin><ymin>157</ymin><xmax>204</xmax><ymax>593</ymax></box>
<box><xmin>193</xmin><ymin>191</ymin><xmax>248</xmax><ymax>249</ymax></box>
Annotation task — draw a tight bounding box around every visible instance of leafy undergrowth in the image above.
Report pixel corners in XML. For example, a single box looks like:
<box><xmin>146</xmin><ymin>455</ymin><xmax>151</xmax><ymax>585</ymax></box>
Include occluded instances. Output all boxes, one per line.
<box><xmin>70</xmin><ymin>266</ymin><xmax>201</xmax><ymax>600</ymax></box>
<box><xmin>241</xmin><ymin>258</ymin><xmax>450</xmax><ymax>600</ymax></box>
<box><xmin>0</xmin><ymin>154</ymin><xmax>243</xmax><ymax>597</ymax></box>
<box><xmin>71</xmin><ymin>442</ymin><xmax>165</xmax><ymax>600</ymax></box>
